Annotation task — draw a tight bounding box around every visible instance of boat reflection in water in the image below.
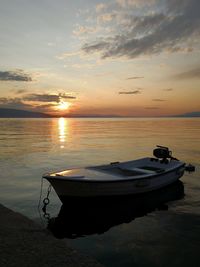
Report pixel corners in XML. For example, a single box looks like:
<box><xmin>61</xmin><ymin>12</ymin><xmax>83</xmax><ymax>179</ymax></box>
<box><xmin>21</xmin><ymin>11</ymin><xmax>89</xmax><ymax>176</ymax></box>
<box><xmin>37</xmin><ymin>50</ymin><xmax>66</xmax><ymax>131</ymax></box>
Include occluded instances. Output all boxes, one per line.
<box><xmin>48</xmin><ymin>181</ymin><xmax>184</xmax><ymax>239</ymax></box>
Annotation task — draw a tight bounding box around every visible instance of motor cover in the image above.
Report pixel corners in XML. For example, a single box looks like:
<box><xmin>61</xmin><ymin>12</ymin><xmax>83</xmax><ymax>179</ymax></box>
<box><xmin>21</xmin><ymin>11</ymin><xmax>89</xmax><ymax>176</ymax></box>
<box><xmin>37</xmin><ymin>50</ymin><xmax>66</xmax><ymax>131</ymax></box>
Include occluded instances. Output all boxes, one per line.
<box><xmin>153</xmin><ymin>148</ymin><xmax>171</xmax><ymax>159</ymax></box>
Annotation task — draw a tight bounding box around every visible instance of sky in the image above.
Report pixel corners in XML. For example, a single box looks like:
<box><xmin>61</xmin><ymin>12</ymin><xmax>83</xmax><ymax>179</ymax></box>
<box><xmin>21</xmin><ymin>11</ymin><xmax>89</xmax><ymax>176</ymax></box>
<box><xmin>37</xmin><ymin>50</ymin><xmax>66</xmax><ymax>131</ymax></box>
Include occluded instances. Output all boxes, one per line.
<box><xmin>0</xmin><ymin>0</ymin><xmax>199</xmax><ymax>117</ymax></box>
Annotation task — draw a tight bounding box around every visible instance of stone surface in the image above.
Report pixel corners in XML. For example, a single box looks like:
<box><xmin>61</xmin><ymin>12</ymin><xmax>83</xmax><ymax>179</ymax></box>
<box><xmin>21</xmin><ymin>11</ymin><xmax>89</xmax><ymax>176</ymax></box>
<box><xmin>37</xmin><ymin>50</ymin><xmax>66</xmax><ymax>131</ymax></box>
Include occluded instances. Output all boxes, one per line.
<box><xmin>0</xmin><ymin>204</ymin><xmax>104</xmax><ymax>267</ymax></box>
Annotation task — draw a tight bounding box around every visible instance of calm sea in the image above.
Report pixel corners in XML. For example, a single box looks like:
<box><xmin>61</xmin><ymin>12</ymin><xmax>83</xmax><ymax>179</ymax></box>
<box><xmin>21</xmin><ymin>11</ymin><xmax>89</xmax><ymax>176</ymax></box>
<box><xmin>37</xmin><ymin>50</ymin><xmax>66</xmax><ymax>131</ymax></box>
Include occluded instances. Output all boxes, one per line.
<box><xmin>0</xmin><ymin>118</ymin><xmax>199</xmax><ymax>267</ymax></box>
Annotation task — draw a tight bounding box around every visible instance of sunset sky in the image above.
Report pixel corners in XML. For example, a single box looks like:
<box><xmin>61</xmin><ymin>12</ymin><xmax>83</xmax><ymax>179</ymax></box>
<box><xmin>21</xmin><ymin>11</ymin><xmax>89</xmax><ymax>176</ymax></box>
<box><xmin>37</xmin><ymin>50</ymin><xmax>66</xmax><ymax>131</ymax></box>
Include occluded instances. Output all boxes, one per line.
<box><xmin>0</xmin><ymin>0</ymin><xmax>199</xmax><ymax>116</ymax></box>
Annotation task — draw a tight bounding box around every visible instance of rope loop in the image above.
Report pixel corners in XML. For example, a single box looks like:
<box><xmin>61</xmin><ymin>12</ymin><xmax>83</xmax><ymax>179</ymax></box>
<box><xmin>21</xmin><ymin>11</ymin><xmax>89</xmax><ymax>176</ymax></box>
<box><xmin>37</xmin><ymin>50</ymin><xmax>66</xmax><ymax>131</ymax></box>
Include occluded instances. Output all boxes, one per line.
<box><xmin>43</xmin><ymin>197</ymin><xmax>50</xmax><ymax>205</ymax></box>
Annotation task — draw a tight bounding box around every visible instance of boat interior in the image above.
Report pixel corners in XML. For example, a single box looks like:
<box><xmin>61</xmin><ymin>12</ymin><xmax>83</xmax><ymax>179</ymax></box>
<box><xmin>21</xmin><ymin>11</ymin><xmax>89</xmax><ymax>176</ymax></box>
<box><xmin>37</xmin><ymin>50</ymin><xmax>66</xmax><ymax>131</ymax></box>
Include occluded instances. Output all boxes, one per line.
<box><xmin>88</xmin><ymin>158</ymin><xmax>166</xmax><ymax>177</ymax></box>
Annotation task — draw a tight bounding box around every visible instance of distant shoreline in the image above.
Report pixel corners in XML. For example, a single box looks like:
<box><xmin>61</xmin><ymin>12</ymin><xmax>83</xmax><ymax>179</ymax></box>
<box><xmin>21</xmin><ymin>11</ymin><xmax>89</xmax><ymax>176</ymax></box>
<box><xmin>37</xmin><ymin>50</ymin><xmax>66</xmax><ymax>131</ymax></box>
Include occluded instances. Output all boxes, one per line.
<box><xmin>0</xmin><ymin>116</ymin><xmax>199</xmax><ymax>119</ymax></box>
<box><xmin>0</xmin><ymin>108</ymin><xmax>199</xmax><ymax>118</ymax></box>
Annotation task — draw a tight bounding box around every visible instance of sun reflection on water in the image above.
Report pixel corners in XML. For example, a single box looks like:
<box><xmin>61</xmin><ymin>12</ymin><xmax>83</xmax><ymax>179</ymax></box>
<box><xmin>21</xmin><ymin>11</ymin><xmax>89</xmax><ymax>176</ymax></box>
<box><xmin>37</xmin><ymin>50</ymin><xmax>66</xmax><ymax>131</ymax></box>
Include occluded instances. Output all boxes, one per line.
<box><xmin>58</xmin><ymin>117</ymin><xmax>68</xmax><ymax>148</ymax></box>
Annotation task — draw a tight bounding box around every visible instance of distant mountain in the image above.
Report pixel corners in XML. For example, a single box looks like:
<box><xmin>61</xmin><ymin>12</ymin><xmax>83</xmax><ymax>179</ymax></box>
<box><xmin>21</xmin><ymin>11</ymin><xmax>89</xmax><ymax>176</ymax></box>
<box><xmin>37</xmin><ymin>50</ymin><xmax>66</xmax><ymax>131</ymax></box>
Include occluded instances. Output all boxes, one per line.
<box><xmin>63</xmin><ymin>114</ymin><xmax>121</xmax><ymax>118</ymax></box>
<box><xmin>0</xmin><ymin>108</ymin><xmax>51</xmax><ymax>118</ymax></box>
<box><xmin>173</xmin><ymin>111</ymin><xmax>200</xmax><ymax>117</ymax></box>
<box><xmin>1</xmin><ymin>108</ymin><xmax>199</xmax><ymax>118</ymax></box>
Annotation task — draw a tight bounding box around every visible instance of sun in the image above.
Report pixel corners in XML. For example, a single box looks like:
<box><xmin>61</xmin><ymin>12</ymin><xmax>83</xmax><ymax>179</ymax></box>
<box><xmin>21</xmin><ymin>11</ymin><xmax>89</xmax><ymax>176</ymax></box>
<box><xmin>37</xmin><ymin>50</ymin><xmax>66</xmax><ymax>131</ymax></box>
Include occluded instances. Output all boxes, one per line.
<box><xmin>58</xmin><ymin>101</ymin><xmax>71</xmax><ymax>110</ymax></box>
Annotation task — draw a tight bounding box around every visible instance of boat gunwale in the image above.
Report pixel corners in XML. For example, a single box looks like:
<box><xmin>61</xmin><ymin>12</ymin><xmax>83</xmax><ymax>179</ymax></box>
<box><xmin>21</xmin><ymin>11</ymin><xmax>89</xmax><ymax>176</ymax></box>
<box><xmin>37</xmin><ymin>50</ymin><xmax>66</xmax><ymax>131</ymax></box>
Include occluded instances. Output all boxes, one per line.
<box><xmin>43</xmin><ymin>162</ymin><xmax>185</xmax><ymax>184</ymax></box>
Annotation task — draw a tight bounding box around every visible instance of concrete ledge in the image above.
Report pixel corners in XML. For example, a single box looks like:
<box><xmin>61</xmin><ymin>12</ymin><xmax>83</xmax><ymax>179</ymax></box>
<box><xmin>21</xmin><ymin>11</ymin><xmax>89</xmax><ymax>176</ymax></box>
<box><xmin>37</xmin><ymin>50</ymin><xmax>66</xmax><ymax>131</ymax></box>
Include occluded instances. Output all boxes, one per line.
<box><xmin>0</xmin><ymin>204</ymin><xmax>104</xmax><ymax>267</ymax></box>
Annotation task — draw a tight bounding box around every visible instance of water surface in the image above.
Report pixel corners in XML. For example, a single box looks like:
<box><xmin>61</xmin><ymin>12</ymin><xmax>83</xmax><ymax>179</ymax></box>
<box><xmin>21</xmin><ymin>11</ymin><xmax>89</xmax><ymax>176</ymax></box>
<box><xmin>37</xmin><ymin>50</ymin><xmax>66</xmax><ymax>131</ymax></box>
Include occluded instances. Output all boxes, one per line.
<box><xmin>0</xmin><ymin>118</ymin><xmax>199</xmax><ymax>267</ymax></box>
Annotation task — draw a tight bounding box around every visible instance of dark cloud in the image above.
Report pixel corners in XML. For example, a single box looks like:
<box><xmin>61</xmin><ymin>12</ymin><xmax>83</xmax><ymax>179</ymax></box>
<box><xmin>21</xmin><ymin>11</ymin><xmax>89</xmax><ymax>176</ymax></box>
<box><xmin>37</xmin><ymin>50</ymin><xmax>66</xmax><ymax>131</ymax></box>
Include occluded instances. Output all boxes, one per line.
<box><xmin>61</xmin><ymin>94</ymin><xmax>76</xmax><ymax>99</ymax></box>
<box><xmin>15</xmin><ymin>89</ymin><xmax>28</xmax><ymax>94</ymax></box>
<box><xmin>0</xmin><ymin>98</ymin><xmax>57</xmax><ymax>112</ymax></box>
<box><xmin>82</xmin><ymin>0</ymin><xmax>200</xmax><ymax>59</ymax></box>
<box><xmin>119</xmin><ymin>90</ymin><xmax>141</xmax><ymax>94</ymax></box>
<box><xmin>163</xmin><ymin>88</ymin><xmax>173</xmax><ymax>91</ymax></box>
<box><xmin>34</xmin><ymin>103</ymin><xmax>57</xmax><ymax>109</ymax></box>
<box><xmin>0</xmin><ymin>70</ymin><xmax>32</xmax><ymax>82</ymax></box>
<box><xmin>23</xmin><ymin>93</ymin><xmax>76</xmax><ymax>102</ymax></box>
<box><xmin>127</xmin><ymin>76</ymin><xmax>144</xmax><ymax>80</ymax></box>
<box><xmin>0</xmin><ymin>93</ymin><xmax>76</xmax><ymax>111</ymax></box>
<box><xmin>0</xmin><ymin>97</ymin><xmax>34</xmax><ymax>110</ymax></box>
<box><xmin>145</xmin><ymin>107</ymin><xmax>160</xmax><ymax>109</ymax></box>
<box><xmin>173</xmin><ymin>67</ymin><xmax>200</xmax><ymax>79</ymax></box>
<box><xmin>82</xmin><ymin>41</ymin><xmax>109</xmax><ymax>54</ymax></box>
<box><xmin>152</xmin><ymin>99</ymin><xmax>166</xmax><ymax>101</ymax></box>
<box><xmin>24</xmin><ymin>94</ymin><xmax>60</xmax><ymax>102</ymax></box>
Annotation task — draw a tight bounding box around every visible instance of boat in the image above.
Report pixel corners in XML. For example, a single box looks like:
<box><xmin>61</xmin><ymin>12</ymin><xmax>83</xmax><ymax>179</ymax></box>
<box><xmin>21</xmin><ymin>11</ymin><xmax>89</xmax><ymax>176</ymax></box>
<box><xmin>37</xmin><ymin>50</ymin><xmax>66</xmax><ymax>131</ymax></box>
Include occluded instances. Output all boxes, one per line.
<box><xmin>43</xmin><ymin>146</ymin><xmax>194</xmax><ymax>203</ymax></box>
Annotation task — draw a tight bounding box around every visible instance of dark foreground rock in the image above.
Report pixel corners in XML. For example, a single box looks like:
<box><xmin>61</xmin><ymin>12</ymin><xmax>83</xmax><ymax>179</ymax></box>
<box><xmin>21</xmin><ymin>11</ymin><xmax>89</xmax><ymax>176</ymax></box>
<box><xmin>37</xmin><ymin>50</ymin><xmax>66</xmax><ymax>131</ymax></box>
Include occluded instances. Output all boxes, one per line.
<box><xmin>0</xmin><ymin>204</ymin><xmax>104</xmax><ymax>267</ymax></box>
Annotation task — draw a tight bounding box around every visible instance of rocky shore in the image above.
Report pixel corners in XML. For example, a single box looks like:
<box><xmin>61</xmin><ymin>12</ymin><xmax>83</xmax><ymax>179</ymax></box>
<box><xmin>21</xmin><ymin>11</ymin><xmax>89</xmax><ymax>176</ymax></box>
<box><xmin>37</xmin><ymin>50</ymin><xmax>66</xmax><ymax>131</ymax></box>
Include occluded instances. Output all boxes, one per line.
<box><xmin>0</xmin><ymin>204</ymin><xmax>104</xmax><ymax>267</ymax></box>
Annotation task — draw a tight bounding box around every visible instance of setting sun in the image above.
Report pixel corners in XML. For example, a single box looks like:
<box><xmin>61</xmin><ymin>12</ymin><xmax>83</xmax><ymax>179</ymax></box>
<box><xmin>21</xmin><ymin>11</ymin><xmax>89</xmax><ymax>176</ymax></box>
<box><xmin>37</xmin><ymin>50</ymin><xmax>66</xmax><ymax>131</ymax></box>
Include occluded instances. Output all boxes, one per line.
<box><xmin>58</xmin><ymin>101</ymin><xmax>71</xmax><ymax>110</ymax></box>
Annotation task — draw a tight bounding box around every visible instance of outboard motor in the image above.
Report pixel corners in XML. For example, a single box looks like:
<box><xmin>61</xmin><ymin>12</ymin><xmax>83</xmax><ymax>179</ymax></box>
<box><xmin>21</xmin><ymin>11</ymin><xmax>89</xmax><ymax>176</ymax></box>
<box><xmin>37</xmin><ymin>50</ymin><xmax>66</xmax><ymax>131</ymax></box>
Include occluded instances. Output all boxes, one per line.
<box><xmin>153</xmin><ymin>145</ymin><xmax>172</xmax><ymax>161</ymax></box>
<box><xmin>153</xmin><ymin>145</ymin><xmax>195</xmax><ymax>170</ymax></box>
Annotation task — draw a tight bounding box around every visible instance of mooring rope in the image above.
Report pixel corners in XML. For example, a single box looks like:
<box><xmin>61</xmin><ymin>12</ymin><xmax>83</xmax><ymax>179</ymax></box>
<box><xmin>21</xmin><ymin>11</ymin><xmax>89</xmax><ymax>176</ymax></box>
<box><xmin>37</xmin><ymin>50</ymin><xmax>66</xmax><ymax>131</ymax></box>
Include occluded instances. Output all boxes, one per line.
<box><xmin>37</xmin><ymin>177</ymin><xmax>45</xmax><ymax>225</ymax></box>
<box><xmin>37</xmin><ymin>177</ymin><xmax>52</xmax><ymax>225</ymax></box>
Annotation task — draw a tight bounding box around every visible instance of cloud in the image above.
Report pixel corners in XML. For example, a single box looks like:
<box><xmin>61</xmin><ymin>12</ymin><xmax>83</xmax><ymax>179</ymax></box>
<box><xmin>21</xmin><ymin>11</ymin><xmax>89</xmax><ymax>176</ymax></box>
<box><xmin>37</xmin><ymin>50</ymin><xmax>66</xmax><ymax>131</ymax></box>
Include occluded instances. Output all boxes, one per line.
<box><xmin>145</xmin><ymin>107</ymin><xmax>160</xmax><ymax>109</ymax></box>
<box><xmin>57</xmin><ymin>51</ymin><xmax>81</xmax><ymax>60</ymax></box>
<box><xmin>116</xmin><ymin>0</ymin><xmax>156</xmax><ymax>8</ymax></box>
<box><xmin>152</xmin><ymin>99</ymin><xmax>166</xmax><ymax>101</ymax></box>
<box><xmin>0</xmin><ymin>94</ymin><xmax>75</xmax><ymax>111</ymax></box>
<box><xmin>127</xmin><ymin>76</ymin><xmax>144</xmax><ymax>80</ymax></box>
<box><xmin>71</xmin><ymin>63</ymin><xmax>94</xmax><ymax>69</ymax></box>
<box><xmin>23</xmin><ymin>93</ymin><xmax>76</xmax><ymax>102</ymax></box>
<box><xmin>98</xmin><ymin>13</ymin><xmax>116</xmax><ymax>23</ymax></box>
<box><xmin>24</xmin><ymin>94</ymin><xmax>60</xmax><ymax>102</ymax></box>
<box><xmin>51</xmin><ymin>93</ymin><xmax>77</xmax><ymax>100</ymax></box>
<box><xmin>0</xmin><ymin>70</ymin><xmax>32</xmax><ymax>82</ymax></box>
<box><xmin>82</xmin><ymin>0</ymin><xmax>200</xmax><ymax>59</ymax></box>
<box><xmin>15</xmin><ymin>89</ymin><xmax>28</xmax><ymax>94</ymax></box>
<box><xmin>0</xmin><ymin>92</ymin><xmax>76</xmax><ymax>111</ymax></box>
<box><xmin>0</xmin><ymin>97</ymin><xmax>34</xmax><ymax>110</ymax></box>
<box><xmin>173</xmin><ymin>67</ymin><xmax>200</xmax><ymax>79</ymax></box>
<box><xmin>73</xmin><ymin>25</ymin><xmax>97</xmax><ymax>36</ymax></box>
<box><xmin>119</xmin><ymin>90</ymin><xmax>141</xmax><ymax>94</ymax></box>
<box><xmin>96</xmin><ymin>3</ymin><xmax>107</xmax><ymax>13</ymax></box>
<box><xmin>163</xmin><ymin>88</ymin><xmax>173</xmax><ymax>91</ymax></box>
<box><xmin>34</xmin><ymin>103</ymin><xmax>57</xmax><ymax>109</ymax></box>
<box><xmin>82</xmin><ymin>41</ymin><xmax>109</xmax><ymax>54</ymax></box>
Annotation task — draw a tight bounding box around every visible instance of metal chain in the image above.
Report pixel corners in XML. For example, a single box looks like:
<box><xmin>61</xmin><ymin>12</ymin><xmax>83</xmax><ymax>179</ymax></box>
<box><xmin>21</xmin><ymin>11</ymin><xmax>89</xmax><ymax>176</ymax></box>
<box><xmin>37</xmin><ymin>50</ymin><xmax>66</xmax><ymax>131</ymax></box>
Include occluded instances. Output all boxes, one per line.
<box><xmin>42</xmin><ymin>184</ymin><xmax>52</xmax><ymax>221</ymax></box>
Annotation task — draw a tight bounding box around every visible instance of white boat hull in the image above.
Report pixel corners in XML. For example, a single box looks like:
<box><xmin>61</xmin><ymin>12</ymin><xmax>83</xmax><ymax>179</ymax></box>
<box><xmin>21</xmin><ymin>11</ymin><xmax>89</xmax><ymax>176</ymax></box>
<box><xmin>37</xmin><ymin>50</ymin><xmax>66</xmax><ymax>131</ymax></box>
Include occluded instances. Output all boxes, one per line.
<box><xmin>44</xmin><ymin>159</ymin><xmax>185</xmax><ymax>202</ymax></box>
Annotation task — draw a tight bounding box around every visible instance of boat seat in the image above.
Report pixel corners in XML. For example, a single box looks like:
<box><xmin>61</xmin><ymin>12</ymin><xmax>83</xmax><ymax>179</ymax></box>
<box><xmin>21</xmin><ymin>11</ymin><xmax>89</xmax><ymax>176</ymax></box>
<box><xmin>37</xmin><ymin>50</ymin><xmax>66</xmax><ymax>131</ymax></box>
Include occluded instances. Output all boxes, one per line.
<box><xmin>121</xmin><ymin>167</ymin><xmax>155</xmax><ymax>174</ymax></box>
